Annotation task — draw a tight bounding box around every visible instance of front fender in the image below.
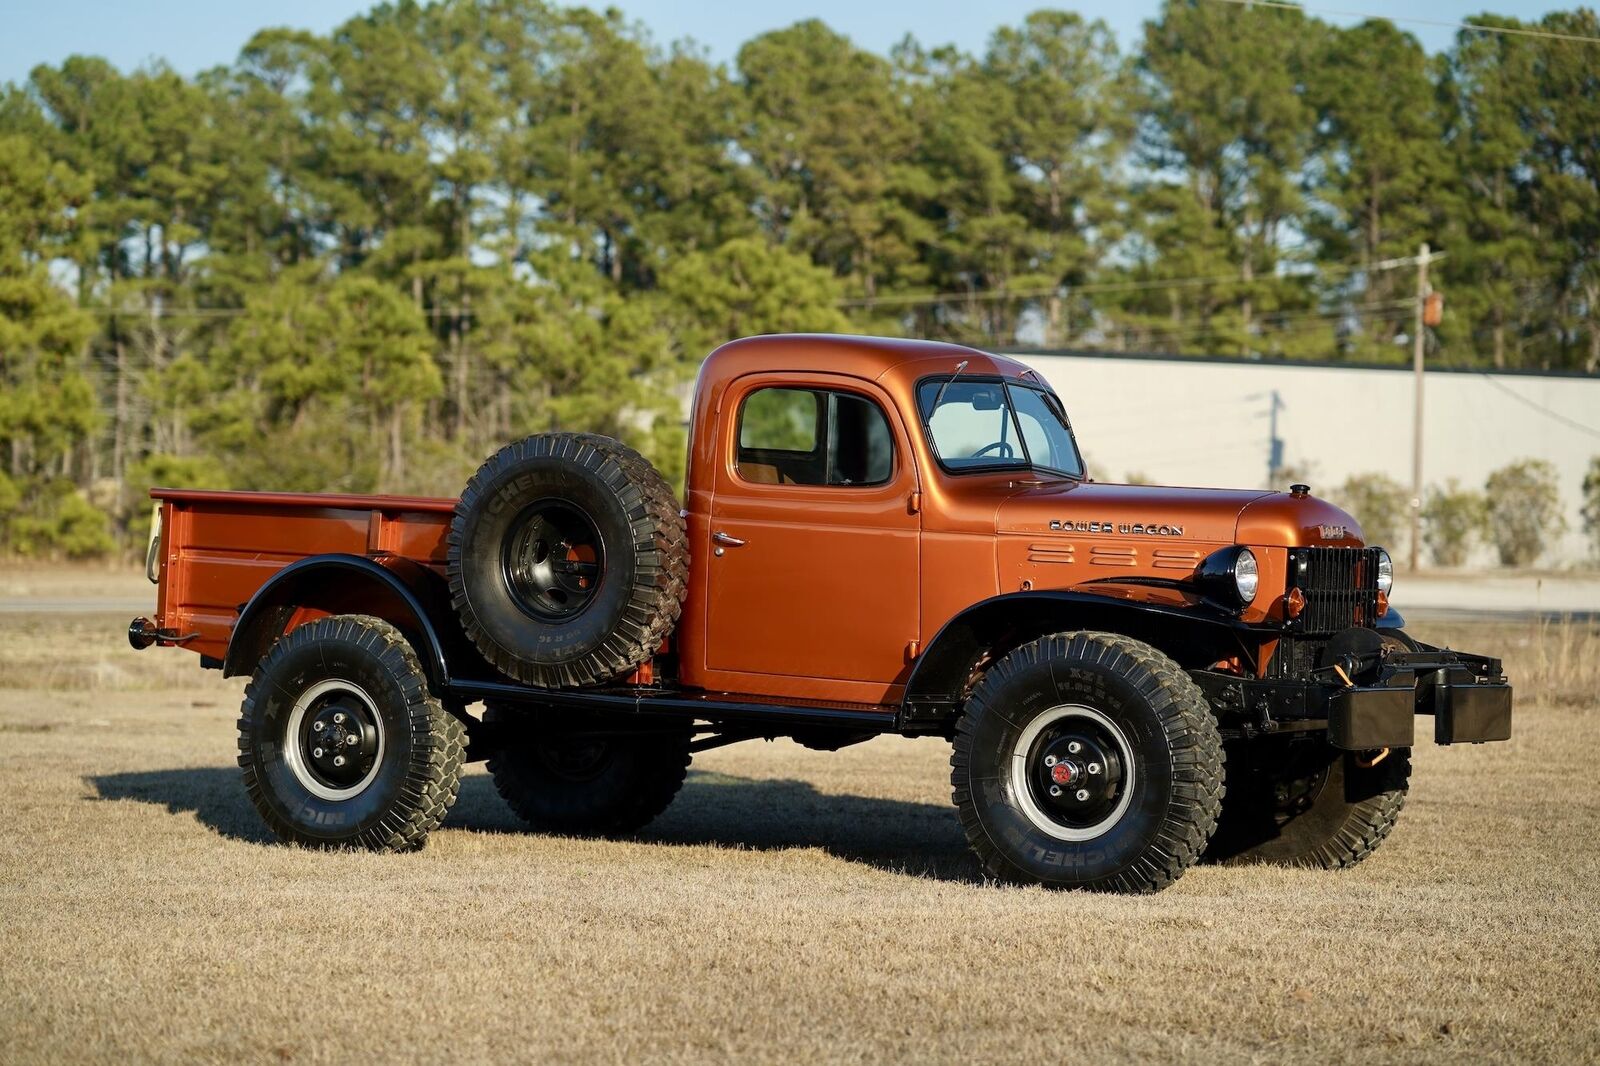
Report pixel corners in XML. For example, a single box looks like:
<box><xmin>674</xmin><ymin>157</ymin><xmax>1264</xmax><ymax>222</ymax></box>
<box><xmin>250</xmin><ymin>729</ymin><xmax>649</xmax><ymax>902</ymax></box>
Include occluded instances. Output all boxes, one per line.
<box><xmin>223</xmin><ymin>554</ymin><xmax>455</xmax><ymax>687</ymax></box>
<box><xmin>900</xmin><ymin>588</ymin><xmax>1253</xmax><ymax>727</ymax></box>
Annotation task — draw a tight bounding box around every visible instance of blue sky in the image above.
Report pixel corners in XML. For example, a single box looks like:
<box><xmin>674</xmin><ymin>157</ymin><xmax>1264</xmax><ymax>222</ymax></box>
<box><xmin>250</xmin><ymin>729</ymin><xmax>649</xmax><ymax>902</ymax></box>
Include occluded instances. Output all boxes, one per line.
<box><xmin>0</xmin><ymin>0</ymin><xmax>1576</xmax><ymax>84</ymax></box>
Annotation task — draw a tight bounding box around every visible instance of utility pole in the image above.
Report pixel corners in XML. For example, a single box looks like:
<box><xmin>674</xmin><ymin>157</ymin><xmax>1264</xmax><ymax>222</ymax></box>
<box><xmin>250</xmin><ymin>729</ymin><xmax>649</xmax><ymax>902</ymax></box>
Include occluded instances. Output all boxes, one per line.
<box><xmin>1409</xmin><ymin>243</ymin><xmax>1431</xmax><ymax>572</ymax></box>
<box><xmin>1266</xmin><ymin>389</ymin><xmax>1285</xmax><ymax>488</ymax></box>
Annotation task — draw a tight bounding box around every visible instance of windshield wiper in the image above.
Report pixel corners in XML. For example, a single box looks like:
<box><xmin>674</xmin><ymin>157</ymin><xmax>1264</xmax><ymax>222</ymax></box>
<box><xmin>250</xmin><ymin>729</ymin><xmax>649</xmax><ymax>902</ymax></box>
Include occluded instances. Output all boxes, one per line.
<box><xmin>924</xmin><ymin>359</ymin><xmax>969</xmax><ymax>426</ymax></box>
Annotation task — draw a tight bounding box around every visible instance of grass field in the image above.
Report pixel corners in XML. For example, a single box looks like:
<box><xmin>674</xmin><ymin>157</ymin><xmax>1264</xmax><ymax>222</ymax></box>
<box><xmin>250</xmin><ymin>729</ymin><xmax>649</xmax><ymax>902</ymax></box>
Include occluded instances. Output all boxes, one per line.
<box><xmin>2</xmin><ymin>578</ymin><xmax>1598</xmax><ymax>1063</ymax></box>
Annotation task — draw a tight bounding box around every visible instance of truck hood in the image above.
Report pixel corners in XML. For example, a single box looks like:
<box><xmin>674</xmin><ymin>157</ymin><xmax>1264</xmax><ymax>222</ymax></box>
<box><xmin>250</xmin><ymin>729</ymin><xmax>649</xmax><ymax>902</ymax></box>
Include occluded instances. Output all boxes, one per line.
<box><xmin>996</xmin><ymin>481</ymin><xmax>1365</xmax><ymax>548</ymax></box>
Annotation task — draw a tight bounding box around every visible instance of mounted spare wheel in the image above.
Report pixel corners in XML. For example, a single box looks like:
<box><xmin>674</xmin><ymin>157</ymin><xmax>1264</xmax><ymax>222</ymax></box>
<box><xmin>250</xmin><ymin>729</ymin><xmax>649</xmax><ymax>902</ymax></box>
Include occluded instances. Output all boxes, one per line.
<box><xmin>448</xmin><ymin>433</ymin><xmax>688</xmax><ymax>688</ymax></box>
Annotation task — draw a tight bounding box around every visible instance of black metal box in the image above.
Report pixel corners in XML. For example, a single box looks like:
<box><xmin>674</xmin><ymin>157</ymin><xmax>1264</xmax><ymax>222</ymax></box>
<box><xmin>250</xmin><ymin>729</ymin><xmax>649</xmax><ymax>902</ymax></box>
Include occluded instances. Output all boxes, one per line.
<box><xmin>1434</xmin><ymin>683</ymin><xmax>1513</xmax><ymax>745</ymax></box>
<box><xmin>1329</xmin><ymin>687</ymin><xmax>1416</xmax><ymax>750</ymax></box>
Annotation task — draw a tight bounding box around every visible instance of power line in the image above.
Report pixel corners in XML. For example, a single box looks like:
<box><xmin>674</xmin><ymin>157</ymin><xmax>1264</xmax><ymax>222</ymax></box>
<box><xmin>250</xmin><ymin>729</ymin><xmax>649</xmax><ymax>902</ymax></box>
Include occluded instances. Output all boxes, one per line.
<box><xmin>1473</xmin><ymin>372</ymin><xmax>1600</xmax><ymax>441</ymax></box>
<box><xmin>838</xmin><ymin>254</ymin><xmax>1436</xmax><ymax>310</ymax></box>
<box><xmin>1207</xmin><ymin>0</ymin><xmax>1600</xmax><ymax>45</ymax></box>
<box><xmin>65</xmin><ymin>253</ymin><xmax>1456</xmax><ymax>318</ymax></box>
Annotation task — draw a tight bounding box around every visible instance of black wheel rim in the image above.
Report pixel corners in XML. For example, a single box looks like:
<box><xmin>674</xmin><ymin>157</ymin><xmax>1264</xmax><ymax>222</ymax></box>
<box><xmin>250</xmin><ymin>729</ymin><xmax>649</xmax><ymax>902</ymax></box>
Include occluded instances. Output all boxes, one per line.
<box><xmin>1010</xmin><ymin>705</ymin><xmax>1136</xmax><ymax>840</ymax></box>
<box><xmin>501</xmin><ymin>499</ymin><xmax>605</xmax><ymax>622</ymax></box>
<box><xmin>286</xmin><ymin>679</ymin><xmax>385</xmax><ymax>798</ymax></box>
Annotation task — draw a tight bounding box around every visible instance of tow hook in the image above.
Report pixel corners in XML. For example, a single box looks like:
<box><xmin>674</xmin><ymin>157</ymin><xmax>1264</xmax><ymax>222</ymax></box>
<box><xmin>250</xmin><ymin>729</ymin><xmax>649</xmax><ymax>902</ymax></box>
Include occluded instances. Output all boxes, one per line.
<box><xmin>1356</xmin><ymin>747</ymin><xmax>1391</xmax><ymax>769</ymax></box>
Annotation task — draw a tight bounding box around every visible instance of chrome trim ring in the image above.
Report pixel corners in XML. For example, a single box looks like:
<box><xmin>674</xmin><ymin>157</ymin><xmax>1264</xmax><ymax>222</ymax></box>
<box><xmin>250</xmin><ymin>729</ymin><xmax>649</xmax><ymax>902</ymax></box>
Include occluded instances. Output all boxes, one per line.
<box><xmin>1009</xmin><ymin>703</ymin><xmax>1137</xmax><ymax>841</ymax></box>
<box><xmin>282</xmin><ymin>679</ymin><xmax>385</xmax><ymax>801</ymax></box>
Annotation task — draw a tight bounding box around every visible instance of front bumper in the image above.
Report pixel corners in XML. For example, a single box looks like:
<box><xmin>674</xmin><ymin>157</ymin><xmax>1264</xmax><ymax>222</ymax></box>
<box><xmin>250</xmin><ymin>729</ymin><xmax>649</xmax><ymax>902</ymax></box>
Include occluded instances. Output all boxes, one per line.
<box><xmin>1197</xmin><ymin>648</ymin><xmax>1513</xmax><ymax>749</ymax></box>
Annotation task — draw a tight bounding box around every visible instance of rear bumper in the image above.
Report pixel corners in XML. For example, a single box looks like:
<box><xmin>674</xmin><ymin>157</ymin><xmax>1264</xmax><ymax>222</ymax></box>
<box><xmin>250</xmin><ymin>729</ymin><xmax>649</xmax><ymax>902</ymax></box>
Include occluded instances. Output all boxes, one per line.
<box><xmin>1196</xmin><ymin>648</ymin><xmax>1513</xmax><ymax>749</ymax></box>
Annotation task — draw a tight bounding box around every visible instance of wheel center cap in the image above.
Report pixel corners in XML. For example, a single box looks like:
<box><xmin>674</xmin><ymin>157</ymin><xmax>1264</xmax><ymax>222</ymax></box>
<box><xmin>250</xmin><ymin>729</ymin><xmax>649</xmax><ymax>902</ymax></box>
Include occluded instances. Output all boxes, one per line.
<box><xmin>1050</xmin><ymin>761</ymin><xmax>1078</xmax><ymax>786</ymax></box>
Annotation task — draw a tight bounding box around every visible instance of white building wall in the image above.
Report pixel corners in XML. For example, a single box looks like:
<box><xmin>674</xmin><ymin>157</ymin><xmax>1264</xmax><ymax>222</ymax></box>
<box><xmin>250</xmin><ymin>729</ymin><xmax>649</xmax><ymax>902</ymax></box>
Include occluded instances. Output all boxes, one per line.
<box><xmin>1004</xmin><ymin>352</ymin><xmax>1600</xmax><ymax>567</ymax></box>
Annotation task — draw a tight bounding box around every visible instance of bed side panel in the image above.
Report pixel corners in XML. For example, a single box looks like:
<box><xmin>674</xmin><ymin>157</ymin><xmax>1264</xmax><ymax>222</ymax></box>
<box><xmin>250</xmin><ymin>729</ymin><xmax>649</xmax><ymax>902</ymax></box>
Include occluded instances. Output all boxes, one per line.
<box><xmin>153</xmin><ymin>491</ymin><xmax>453</xmax><ymax>660</ymax></box>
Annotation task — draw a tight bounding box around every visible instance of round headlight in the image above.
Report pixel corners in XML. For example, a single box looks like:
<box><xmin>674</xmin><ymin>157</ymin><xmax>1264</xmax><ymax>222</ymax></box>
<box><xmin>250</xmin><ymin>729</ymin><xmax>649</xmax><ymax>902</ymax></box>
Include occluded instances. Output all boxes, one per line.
<box><xmin>1234</xmin><ymin>548</ymin><xmax>1259</xmax><ymax>605</ymax></box>
<box><xmin>1376</xmin><ymin>548</ymin><xmax>1394</xmax><ymax>596</ymax></box>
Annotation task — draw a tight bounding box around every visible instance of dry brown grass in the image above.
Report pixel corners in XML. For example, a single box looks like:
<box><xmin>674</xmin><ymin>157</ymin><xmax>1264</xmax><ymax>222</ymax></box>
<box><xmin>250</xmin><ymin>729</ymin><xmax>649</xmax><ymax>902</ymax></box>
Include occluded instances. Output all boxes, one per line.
<box><xmin>2</xmin><ymin>601</ymin><xmax>1598</xmax><ymax>1064</ymax></box>
<box><xmin>1482</xmin><ymin>616</ymin><xmax>1600</xmax><ymax>707</ymax></box>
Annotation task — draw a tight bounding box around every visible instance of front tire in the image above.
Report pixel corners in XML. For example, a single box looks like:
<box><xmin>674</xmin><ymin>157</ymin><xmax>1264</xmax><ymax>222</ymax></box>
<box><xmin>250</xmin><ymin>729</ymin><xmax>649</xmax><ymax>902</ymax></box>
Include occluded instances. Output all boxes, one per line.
<box><xmin>951</xmin><ymin>632</ymin><xmax>1224</xmax><ymax>892</ymax></box>
<box><xmin>484</xmin><ymin>704</ymin><xmax>692</xmax><ymax>836</ymax></box>
<box><xmin>237</xmin><ymin>615</ymin><xmax>465</xmax><ymax>851</ymax></box>
<box><xmin>1206</xmin><ymin>736</ymin><xmax>1410</xmax><ymax>868</ymax></box>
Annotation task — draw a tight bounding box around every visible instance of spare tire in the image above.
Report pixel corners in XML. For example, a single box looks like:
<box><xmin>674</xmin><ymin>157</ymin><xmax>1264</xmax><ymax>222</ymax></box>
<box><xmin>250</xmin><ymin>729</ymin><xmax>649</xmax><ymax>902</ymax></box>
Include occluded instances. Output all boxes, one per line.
<box><xmin>447</xmin><ymin>433</ymin><xmax>688</xmax><ymax>688</ymax></box>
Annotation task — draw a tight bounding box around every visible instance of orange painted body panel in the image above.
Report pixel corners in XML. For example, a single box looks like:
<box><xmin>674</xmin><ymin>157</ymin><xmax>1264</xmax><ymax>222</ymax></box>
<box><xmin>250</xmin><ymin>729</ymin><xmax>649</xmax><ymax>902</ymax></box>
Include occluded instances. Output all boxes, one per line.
<box><xmin>151</xmin><ymin>334</ymin><xmax>1372</xmax><ymax>699</ymax></box>
<box><xmin>151</xmin><ymin>489</ymin><xmax>453</xmax><ymax>661</ymax></box>
<box><xmin>696</xmin><ymin>370</ymin><xmax>920</xmax><ymax>703</ymax></box>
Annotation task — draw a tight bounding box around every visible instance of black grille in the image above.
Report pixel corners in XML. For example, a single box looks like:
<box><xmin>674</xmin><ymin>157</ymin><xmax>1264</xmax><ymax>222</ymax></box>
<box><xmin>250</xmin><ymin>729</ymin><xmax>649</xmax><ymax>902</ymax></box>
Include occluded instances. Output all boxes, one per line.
<box><xmin>1264</xmin><ymin>635</ymin><xmax>1322</xmax><ymax>680</ymax></box>
<box><xmin>1290</xmin><ymin>547</ymin><xmax>1382</xmax><ymax>633</ymax></box>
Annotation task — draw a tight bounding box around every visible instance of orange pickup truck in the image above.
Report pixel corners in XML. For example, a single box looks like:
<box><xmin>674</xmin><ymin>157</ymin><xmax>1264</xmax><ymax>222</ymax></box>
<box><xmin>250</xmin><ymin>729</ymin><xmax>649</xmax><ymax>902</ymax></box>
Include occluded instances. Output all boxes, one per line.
<box><xmin>131</xmin><ymin>334</ymin><xmax>1512</xmax><ymax>892</ymax></box>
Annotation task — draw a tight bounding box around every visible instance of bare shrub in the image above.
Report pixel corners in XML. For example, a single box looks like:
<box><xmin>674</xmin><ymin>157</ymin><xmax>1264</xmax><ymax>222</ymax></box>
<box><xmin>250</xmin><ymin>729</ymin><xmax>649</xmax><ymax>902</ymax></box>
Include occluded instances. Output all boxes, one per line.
<box><xmin>1582</xmin><ymin>456</ymin><xmax>1600</xmax><ymax>563</ymax></box>
<box><xmin>1484</xmin><ymin>459</ymin><xmax>1566</xmax><ymax>567</ymax></box>
<box><xmin>1331</xmin><ymin>473</ymin><xmax>1409</xmax><ymax>550</ymax></box>
<box><xmin>1423</xmin><ymin>479</ymin><xmax>1486</xmax><ymax>567</ymax></box>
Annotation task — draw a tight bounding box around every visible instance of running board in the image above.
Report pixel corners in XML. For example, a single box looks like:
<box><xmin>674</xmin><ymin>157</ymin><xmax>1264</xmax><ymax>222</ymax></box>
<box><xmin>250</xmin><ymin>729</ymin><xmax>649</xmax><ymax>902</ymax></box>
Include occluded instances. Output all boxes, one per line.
<box><xmin>444</xmin><ymin>676</ymin><xmax>898</xmax><ymax>732</ymax></box>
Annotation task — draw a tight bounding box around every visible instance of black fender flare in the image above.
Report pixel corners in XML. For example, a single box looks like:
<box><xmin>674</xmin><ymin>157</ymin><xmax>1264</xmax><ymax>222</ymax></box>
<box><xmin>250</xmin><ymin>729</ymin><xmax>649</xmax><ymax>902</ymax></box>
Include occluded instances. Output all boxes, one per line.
<box><xmin>223</xmin><ymin>554</ymin><xmax>456</xmax><ymax>688</ymax></box>
<box><xmin>899</xmin><ymin>589</ymin><xmax>1256</xmax><ymax>725</ymax></box>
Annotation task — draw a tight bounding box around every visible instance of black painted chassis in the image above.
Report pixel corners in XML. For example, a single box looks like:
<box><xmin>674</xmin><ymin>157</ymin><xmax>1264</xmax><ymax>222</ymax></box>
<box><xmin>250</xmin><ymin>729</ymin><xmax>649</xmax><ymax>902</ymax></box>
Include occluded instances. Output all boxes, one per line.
<box><xmin>165</xmin><ymin>554</ymin><xmax>1514</xmax><ymax>759</ymax></box>
<box><xmin>1194</xmin><ymin>644</ymin><xmax>1513</xmax><ymax>750</ymax></box>
<box><xmin>457</xmin><ymin>641</ymin><xmax>1513</xmax><ymax>759</ymax></box>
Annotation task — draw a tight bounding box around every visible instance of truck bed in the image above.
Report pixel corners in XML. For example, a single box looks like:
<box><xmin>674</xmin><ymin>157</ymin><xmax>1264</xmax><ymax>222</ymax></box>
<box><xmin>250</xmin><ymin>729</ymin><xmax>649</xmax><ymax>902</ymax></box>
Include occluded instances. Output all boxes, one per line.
<box><xmin>150</xmin><ymin>488</ymin><xmax>457</xmax><ymax>662</ymax></box>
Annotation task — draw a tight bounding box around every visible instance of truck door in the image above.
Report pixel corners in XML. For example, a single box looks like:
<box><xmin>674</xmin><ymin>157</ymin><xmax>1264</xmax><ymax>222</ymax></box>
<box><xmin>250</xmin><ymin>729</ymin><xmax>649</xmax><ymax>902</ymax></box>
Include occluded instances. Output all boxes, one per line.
<box><xmin>703</xmin><ymin>373</ymin><xmax>920</xmax><ymax>702</ymax></box>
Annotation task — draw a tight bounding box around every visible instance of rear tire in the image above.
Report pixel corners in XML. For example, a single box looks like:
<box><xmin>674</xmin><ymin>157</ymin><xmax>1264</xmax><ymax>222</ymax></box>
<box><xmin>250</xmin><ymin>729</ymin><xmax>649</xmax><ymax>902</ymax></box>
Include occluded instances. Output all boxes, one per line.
<box><xmin>448</xmin><ymin>433</ymin><xmax>687</xmax><ymax>688</ymax></box>
<box><xmin>237</xmin><ymin>615</ymin><xmax>465</xmax><ymax>851</ymax></box>
<box><xmin>484</xmin><ymin>704</ymin><xmax>692</xmax><ymax>836</ymax></box>
<box><xmin>951</xmin><ymin>632</ymin><xmax>1224</xmax><ymax>893</ymax></box>
<box><xmin>1206</xmin><ymin>736</ymin><xmax>1410</xmax><ymax>868</ymax></box>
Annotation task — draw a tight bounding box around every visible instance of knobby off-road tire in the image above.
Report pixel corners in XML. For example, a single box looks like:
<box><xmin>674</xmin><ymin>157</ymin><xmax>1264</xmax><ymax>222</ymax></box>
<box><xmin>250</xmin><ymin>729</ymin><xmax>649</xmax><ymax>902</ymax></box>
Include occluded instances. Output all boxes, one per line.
<box><xmin>448</xmin><ymin>433</ymin><xmax>688</xmax><ymax>689</ymax></box>
<box><xmin>483</xmin><ymin>704</ymin><xmax>692</xmax><ymax>836</ymax></box>
<box><xmin>237</xmin><ymin>615</ymin><xmax>465</xmax><ymax>850</ymax></box>
<box><xmin>952</xmin><ymin>632</ymin><xmax>1224</xmax><ymax>893</ymax></box>
<box><xmin>1206</xmin><ymin>737</ymin><xmax>1410</xmax><ymax>868</ymax></box>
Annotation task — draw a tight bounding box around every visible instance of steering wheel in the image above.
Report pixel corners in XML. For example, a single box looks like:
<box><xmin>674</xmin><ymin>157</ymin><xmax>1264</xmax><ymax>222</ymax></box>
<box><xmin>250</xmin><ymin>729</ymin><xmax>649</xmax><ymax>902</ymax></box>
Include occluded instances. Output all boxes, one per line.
<box><xmin>971</xmin><ymin>441</ymin><xmax>1015</xmax><ymax>459</ymax></box>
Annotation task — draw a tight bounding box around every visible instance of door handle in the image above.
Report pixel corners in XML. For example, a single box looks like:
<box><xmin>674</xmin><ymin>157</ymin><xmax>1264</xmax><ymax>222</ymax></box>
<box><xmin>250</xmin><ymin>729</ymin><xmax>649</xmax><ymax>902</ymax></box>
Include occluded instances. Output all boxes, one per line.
<box><xmin>712</xmin><ymin>531</ymin><xmax>747</xmax><ymax>548</ymax></box>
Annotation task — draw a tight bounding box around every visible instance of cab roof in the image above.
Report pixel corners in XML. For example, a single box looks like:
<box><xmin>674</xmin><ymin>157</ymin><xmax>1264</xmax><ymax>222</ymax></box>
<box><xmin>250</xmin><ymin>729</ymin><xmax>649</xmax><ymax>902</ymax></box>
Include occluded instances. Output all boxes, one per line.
<box><xmin>700</xmin><ymin>334</ymin><xmax>1035</xmax><ymax>392</ymax></box>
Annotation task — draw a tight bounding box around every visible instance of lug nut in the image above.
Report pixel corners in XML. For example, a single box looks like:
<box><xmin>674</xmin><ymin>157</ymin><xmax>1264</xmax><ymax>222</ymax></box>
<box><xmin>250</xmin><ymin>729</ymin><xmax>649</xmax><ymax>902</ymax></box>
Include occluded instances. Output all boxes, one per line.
<box><xmin>333</xmin><ymin>712</ymin><xmax>346</xmax><ymax>724</ymax></box>
<box><xmin>1067</xmin><ymin>741</ymin><xmax>1082</xmax><ymax>754</ymax></box>
<box><xmin>333</xmin><ymin>755</ymin><xmax>346</xmax><ymax>767</ymax></box>
<box><xmin>312</xmin><ymin>720</ymin><xmax>325</xmax><ymax>732</ymax></box>
<box><xmin>1088</xmin><ymin>762</ymin><xmax>1101</xmax><ymax>775</ymax></box>
<box><xmin>1075</xmin><ymin>789</ymin><xmax>1090</xmax><ymax>801</ymax></box>
<box><xmin>345</xmin><ymin>734</ymin><xmax>359</xmax><ymax>747</ymax></box>
<box><xmin>1043</xmin><ymin>754</ymin><xmax>1058</xmax><ymax>767</ymax></box>
<box><xmin>1049</xmin><ymin>785</ymin><xmax>1063</xmax><ymax>797</ymax></box>
<box><xmin>312</xmin><ymin>747</ymin><xmax>324</xmax><ymax>759</ymax></box>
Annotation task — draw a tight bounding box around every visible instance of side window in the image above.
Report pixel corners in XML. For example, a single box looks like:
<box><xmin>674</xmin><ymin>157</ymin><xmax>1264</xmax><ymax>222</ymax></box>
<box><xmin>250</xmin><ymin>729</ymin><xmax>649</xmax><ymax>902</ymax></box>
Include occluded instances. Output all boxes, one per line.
<box><xmin>1010</xmin><ymin>387</ymin><xmax>1082</xmax><ymax>476</ymax></box>
<box><xmin>830</xmin><ymin>393</ymin><xmax>892</xmax><ymax>485</ymax></box>
<box><xmin>740</xmin><ymin>388</ymin><xmax>819</xmax><ymax>453</ymax></box>
<box><xmin>736</xmin><ymin>387</ymin><xmax>894</xmax><ymax>487</ymax></box>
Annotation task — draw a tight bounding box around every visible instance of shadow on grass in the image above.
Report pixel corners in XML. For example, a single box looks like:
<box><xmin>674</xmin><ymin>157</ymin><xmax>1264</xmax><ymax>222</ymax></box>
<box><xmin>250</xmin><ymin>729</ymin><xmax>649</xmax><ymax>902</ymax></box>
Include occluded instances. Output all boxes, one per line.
<box><xmin>88</xmin><ymin>767</ymin><xmax>981</xmax><ymax>883</ymax></box>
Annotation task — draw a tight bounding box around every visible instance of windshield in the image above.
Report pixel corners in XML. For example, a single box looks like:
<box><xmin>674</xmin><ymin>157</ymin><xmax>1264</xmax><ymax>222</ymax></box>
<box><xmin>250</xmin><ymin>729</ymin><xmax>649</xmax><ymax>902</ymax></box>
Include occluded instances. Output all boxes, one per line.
<box><xmin>917</xmin><ymin>378</ymin><xmax>1084</xmax><ymax>478</ymax></box>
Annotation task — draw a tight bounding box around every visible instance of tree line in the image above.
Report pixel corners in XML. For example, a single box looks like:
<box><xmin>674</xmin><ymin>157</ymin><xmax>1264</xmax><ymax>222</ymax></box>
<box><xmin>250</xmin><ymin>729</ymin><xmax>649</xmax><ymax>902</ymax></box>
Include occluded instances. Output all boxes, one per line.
<box><xmin>1</xmin><ymin>0</ymin><xmax>1597</xmax><ymax>556</ymax></box>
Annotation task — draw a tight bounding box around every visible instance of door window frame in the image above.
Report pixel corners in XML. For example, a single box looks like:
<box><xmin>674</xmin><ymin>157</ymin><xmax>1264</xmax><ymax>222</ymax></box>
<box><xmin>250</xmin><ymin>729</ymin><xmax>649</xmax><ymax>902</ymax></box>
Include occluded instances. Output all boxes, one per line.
<box><xmin>720</xmin><ymin>373</ymin><xmax>912</xmax><ymax>497</ymax></box>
